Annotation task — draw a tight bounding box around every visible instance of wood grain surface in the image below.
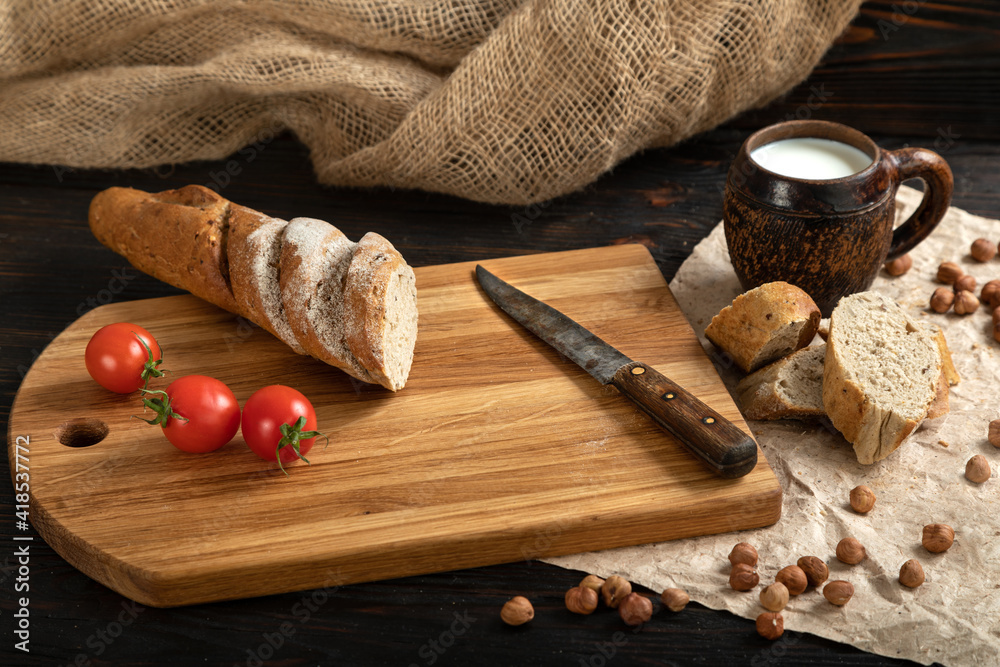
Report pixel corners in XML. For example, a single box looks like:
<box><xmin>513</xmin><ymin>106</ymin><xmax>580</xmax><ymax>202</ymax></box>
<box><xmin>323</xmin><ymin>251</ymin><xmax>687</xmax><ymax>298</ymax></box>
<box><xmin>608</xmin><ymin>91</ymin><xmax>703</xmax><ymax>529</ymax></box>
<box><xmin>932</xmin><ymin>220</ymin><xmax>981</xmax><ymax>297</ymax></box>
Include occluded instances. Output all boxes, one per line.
<box><xmin>8</xmin><ymin>245</ymin><xmax>779</xmax><ymax>607</ymax></box>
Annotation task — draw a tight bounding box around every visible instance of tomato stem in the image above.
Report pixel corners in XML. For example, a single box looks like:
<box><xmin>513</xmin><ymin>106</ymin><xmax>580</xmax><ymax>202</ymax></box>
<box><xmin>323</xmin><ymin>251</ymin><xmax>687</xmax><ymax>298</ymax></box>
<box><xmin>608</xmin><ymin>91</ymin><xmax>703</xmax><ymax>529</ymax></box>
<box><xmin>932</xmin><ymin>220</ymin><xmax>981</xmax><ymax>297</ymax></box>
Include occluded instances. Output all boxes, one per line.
<box><xmin>133</xmin><ymin>389</ymin><xmax>189</xmax><ymax>427</ymax></box>
<box><xmin>275</xmin><ymin>416</ymin><xmax>329</xmax><ymax>476</ymax></box>
<box><xmin>134</xmin><ymin>332</ymin><xmax>166</xmax><ymax>391</ymax></box>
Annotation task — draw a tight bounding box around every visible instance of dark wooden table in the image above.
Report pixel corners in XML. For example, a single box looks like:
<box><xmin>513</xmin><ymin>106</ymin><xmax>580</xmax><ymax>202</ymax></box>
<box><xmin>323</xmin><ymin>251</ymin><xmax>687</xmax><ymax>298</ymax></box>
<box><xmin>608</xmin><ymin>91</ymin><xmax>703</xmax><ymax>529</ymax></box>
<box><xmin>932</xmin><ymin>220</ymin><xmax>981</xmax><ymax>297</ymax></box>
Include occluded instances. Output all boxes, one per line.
<box><xmin>2</xmin><ymin>2</ymin><xmax>997</xmax><ymax>665</ymax></box>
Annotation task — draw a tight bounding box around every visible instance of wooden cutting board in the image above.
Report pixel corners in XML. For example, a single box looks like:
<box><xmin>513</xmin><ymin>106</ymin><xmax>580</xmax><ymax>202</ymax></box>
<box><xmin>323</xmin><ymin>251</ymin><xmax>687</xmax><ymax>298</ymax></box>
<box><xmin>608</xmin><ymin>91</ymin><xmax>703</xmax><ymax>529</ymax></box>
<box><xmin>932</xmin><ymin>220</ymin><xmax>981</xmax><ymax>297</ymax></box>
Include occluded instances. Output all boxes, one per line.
<box><xmin>8</xmin><ymin>244</ymin><xmax>781</xmax><ymax>607</ymax></box>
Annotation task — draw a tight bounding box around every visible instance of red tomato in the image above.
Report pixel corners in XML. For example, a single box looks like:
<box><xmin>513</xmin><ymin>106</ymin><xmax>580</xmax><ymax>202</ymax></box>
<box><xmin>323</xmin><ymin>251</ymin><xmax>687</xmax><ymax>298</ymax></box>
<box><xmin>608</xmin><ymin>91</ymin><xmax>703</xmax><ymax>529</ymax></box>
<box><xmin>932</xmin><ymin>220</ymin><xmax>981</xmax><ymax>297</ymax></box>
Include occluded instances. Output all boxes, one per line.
<box><xmin>85</xmin><ymin>323</ymin><xmax>163</xmax><ymax>393</ymax></box>
<box><xmin>141</xmin><ymin>375</ymin><xmax>241</xmax><ymax>453</ymax></box>
<box><xmin>241</xmin><ymin>385</ymin><xmax>326</xmax><ymax>473</ymax></box>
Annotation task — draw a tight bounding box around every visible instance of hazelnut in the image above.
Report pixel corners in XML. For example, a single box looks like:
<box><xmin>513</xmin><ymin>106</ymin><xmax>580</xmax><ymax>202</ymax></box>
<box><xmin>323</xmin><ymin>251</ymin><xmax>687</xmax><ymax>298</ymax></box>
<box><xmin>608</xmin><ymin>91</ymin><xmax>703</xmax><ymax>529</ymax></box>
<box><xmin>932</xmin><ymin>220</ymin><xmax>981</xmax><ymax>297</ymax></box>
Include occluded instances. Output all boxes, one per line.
<box><xmin>501</xmin><ymin>596</ymin><xmax>534</xmax><ymax>626</ymax></box>
<box><xmin>922</xmin><ymin>523</ymin><xmax>955</xmax><ymax>553</ymax></box>
<box><xmin>601</xmin><ymin>575</ymin><xmax>632</xmax><ymax>609</ymax></box>
<box><xmin>994</xmin><ymin>317</ymin><xmax>1000</xmax><ymax>344</ymax></box>
<box><xmin>899</xmin><ymin>559</ymin><xmax>925</xmax><ymax>588</ymax></box>
<box><xmin>728</xmin><ymin>542</ymin><xmax>758</xmax><ymax>567</ymax></box>
<box><xmin>954</xmin><ymin>290</ymin><xmax>980</xmax><ymax>315</ymax></box>
<box><xmin>796</xmin><ymin>556</ymin><xmax>829</xmax><ymax>587</ymax></box>
<box><xmin>755</xmin><ymin>612</ymin><xmax>784</xmax><ymax>640</ymax></box>
<box><xmin>823</xmin><ymin>580</ymin><xmax>854</xmax><ymax>606</ymax></box>
<box><xmin>618</xmin><ymin>593</ymin><xmax>652</xmax><ymax>627</ymax></box>
<box><xmin>565</xmin><ymin>586</ymin><xmax>599</xmax><ymax>615</ymax></box>
<box><xmin>729</xmin><ymin>563</ymin><xmax>759</xmax><ymax>592</ymax></box>
<box><xmin>954</xmin><ymin>274</ymin><xmax>978</xmax><ymax>294</ymax></box>
<box><xmin>966</xmin><ymin>454</ymin><xmax>991</xmax><ymax>483</ymax></box>
<box><xmin>579</xmin><ymin>574</ymin><xmax>605</xmax><ymax>594</ymax></box>
<box><xmin>971</xmin><ymin>238</ymin><xmax>997</xmax><ymax>262</ymax></box>
<box><xmin>885</xmin><ymin>254</ymin><xmax>912</xmax><ymax>276</ymax></box>
<box><xmin>936</xmin><ymin>261</ymin><xmax>963</xmax><ymax>284</ymax></box>
<box><xmin>759</xmin><ymin>582</ymin><xmax>788</xmax><ymax>612</ymax></box>
<box><xmin>774</xmin><ymin>565</ymin><xmax>807</xmax><ymax>596</ymax></box>
<box><xmin>982</xmin><ymin>280</ymin><xmax>1000</xmax><ymax>308</ymax></box>
<box><xmin>988</xmin><ymin>419</ymin><xmax>1000</xmax><ymax>448</ymax></box>
<box><xmin>660</xmin><ymin>588</ymin><xmax>689</xmax><ymax>612</ymax></box>
<box><xmin>836</xmin><ymin>537</ymin><xmax>867</xmax><ymax>565</ymax></box>
<box><xmin>930</xmin><ymin>287</ymin><xmax>954</xmax><ymax>313</ymax></box>
<box><xmin>849</xmin><ymin>485</ymin><xmax>876</xmax><ymax>513</ymax></box>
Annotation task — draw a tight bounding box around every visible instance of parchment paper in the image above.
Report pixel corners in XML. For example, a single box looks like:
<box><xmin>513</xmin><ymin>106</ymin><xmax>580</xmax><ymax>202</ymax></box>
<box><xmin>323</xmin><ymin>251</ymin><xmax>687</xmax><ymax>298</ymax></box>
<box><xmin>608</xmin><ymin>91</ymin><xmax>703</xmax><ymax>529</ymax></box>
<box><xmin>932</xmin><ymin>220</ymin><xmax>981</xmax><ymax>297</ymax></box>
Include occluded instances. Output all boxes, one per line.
<box><xmin>546</xmin><ymin>186</ymin><xmax>1000</xmax><ymax>666</ymax></box>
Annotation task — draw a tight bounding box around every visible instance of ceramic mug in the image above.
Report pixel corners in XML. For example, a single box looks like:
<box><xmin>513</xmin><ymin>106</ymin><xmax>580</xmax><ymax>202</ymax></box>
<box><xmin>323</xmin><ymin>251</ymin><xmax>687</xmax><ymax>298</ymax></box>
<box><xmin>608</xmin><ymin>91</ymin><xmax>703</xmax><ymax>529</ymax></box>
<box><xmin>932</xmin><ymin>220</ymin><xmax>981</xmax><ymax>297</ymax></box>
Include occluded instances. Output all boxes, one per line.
<box><xmin>723</xmin><ymin>120</ymin><xmax>953</xmax><ymax>316</ymax></box>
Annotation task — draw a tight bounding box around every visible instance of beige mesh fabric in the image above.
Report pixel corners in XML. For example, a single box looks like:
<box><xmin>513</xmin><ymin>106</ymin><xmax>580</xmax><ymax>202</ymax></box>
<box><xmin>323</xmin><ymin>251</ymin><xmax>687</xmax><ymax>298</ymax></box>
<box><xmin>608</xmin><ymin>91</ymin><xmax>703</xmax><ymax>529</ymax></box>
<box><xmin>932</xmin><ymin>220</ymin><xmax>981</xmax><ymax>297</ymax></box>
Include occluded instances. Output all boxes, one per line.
<box><xmin>0</xmin><ymin>0</ymin><xmax>862</xmax><ymax>205</ymax></box>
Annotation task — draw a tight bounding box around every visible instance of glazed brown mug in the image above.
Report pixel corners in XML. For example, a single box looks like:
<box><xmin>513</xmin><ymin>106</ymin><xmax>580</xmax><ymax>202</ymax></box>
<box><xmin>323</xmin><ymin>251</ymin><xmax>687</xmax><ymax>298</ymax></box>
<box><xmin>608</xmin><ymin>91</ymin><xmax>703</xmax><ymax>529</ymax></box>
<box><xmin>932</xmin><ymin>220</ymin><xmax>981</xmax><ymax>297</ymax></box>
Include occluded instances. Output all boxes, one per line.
<box><xmin>723</xmin><ymin>120</ymin><xmax>953</xmax><ymax>316</ymax></box>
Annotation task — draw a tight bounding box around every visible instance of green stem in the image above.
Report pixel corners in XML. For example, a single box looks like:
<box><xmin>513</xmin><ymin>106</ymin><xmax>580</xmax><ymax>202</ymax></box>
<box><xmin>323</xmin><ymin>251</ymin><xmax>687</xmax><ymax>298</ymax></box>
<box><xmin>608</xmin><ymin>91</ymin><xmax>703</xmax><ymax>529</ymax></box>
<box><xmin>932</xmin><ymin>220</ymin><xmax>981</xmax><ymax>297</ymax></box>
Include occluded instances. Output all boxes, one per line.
<box><xmin>274</xmin><ymin>416</ymin><xmax>329</xmax><ymax>476</ymax></box>
<box><xmin>134</xmin><ymin>332</ymin><xmax>166</xmax><ymax>392</ymax></box>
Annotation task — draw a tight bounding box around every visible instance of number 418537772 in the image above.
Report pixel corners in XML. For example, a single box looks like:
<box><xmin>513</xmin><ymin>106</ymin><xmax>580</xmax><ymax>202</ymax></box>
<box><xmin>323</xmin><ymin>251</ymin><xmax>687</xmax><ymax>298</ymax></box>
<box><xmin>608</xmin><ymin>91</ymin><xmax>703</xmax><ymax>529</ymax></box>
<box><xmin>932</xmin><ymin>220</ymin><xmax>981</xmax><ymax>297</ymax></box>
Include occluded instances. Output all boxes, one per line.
<box><xmin>13</xmin><ymin>436</ymin><xmax>29</xmax><ymax>528</ymax></box>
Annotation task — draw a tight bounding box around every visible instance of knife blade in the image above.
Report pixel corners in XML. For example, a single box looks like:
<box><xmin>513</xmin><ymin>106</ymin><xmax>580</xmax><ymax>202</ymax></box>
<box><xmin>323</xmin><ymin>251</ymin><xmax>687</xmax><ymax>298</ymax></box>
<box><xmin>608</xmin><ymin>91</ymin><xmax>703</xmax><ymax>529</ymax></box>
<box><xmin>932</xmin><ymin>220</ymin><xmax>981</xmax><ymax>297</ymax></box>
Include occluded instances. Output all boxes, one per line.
<box><xmin>475</xmin><ymin>264</ymin><xmax>758</xmax><ymax>479</ymax></box>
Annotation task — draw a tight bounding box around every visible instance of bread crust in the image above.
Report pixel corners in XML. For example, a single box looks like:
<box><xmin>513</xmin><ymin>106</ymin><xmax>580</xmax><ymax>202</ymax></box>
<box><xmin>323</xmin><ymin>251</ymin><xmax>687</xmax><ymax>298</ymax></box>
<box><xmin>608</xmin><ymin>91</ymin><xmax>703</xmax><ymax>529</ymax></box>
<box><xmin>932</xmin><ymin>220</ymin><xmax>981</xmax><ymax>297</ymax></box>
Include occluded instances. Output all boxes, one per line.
<box><xmin>705</xmin><ymin>281</ymin><xmax>821</xmax><ymax>373</ymax></box>
<box><xmin>88</xmin><ymin>185</ymin><xmax>240</xmax><ymax>315</ymax></box>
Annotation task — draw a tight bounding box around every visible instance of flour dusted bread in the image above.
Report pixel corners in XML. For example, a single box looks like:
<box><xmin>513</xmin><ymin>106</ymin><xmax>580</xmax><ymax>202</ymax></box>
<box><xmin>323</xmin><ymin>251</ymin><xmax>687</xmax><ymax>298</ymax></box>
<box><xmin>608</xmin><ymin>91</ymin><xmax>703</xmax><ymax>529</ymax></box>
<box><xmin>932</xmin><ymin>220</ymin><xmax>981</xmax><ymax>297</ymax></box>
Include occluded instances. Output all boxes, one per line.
<box><xmin>736</xmin><ymin>344</ymin><xmax>826</xmax><ymax>420</ymax></box>
<box><xmin>823</xmin><ymin>292</ymin><xmax>941</xmax><ymax>464</ymax></box>
<box><xmin>228</xmin><ymin>206</ymin><xmax>304</xmax><ymax>354</ymax></box>
<box><xmin>89</xmin><ymin>186</ymin><xmax>417</xmax><ymax>391</ymax></box>
<box><xmin>705</xmin><ymin>281</ymin><xmax>821</xmax><ymax>373</ymax></box>
<box><xmin>344</xmin><ymin>232</ymin><xmax>418</xmax><ymax>392</ymax></box>
<box><xmin>279</xmin><ymin>218</ymin><xmax>375</xmax><ymax>384</ymax></box>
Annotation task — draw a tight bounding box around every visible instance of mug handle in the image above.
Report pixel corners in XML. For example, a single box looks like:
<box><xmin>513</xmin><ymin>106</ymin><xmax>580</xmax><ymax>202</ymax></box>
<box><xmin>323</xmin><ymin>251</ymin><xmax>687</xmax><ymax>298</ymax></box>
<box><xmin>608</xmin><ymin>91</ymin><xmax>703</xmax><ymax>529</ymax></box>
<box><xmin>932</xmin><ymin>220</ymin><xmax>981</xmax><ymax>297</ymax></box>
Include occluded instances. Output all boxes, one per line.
<box><xmin>884</xmin><ymin>148</ymin><xmax>954</xmax><ymax>261</ymax></box>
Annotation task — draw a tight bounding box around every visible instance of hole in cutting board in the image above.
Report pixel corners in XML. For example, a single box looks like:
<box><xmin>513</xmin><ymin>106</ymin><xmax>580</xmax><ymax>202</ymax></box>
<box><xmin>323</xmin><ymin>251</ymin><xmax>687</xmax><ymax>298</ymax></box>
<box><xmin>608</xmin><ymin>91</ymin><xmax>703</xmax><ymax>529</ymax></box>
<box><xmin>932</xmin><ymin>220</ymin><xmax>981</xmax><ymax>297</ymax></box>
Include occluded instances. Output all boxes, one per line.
<box><xmin>55</xmin><ymin>418</ymin><xmax>109</xmax><ymax>448</ymax></box>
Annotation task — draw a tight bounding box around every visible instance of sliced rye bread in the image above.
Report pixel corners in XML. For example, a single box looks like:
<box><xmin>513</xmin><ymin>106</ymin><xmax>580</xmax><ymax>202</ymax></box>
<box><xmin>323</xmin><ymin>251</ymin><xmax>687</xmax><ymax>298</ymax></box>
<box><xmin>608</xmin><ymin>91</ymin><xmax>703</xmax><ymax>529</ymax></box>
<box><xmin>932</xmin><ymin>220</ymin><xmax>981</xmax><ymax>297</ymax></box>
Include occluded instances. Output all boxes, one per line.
<box><xmin>735</xmin><ymin>344</ymin><xmax>826</xmax><ymax>420</ymax></box>
<box><xmin>343</xmin><ymin>232</ymin><xmax>418</xmax><ymax>392</ymax></box>
<box><xmin>823</xmin><ymin>291</ymin><xmax>942</xmax><ymax>464</ymax></box>
<box><xmin>279</xmin><ymin>218</ymin><xmax>376</xmax><ymax>384</ymax></box>
<box><xmin>705</xmin><ymin>281</ymin><xmax>821</xmax><ymax>373</ymax></box>
<box><xmin>227</xmin><ymin>205</ymin><xmax>305</xmax><ymax>354</ymax></box>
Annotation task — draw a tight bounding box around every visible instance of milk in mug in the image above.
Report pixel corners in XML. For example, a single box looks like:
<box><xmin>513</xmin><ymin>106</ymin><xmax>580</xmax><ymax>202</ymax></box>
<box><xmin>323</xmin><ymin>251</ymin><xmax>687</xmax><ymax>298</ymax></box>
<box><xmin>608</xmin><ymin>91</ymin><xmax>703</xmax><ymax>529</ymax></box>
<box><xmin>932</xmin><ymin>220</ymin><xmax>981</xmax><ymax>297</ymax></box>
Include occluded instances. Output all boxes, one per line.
<box><xmin>750</xmin><ymin>137</ymin><xmax>873</xmax><ymax>180</ymax></box>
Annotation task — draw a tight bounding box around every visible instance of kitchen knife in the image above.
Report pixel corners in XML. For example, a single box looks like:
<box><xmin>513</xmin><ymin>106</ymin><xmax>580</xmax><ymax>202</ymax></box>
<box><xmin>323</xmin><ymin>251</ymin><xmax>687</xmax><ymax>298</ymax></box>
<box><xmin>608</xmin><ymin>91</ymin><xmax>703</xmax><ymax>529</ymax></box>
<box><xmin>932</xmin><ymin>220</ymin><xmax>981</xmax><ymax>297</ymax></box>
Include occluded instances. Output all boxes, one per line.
<box><xmin>475</xmin><ymin>265</ymin><xmax>758</xmax><ymax>479</ymax></box>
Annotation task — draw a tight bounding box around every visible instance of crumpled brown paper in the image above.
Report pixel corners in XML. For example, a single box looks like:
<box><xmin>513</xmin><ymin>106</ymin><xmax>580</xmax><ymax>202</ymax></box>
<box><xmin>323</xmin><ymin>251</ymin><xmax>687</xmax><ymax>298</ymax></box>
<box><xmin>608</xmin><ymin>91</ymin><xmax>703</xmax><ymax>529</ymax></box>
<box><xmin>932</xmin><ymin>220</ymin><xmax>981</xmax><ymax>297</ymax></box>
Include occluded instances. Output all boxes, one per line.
<box><xmin>546</xmin><ymin>186</ymin><xmax>1000</xmax><ymax>666</ymax></box>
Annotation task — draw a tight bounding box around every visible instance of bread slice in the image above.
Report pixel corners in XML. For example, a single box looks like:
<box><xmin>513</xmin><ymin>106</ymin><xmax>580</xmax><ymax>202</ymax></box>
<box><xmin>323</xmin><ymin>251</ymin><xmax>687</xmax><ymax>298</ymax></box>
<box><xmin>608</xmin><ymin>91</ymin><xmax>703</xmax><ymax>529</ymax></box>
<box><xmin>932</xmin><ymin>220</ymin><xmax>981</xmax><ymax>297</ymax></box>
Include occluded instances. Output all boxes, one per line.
<box><xmin>705</xmin><ymin>281</ymin><xmax>821</xmax><ymax>373</ymax></box>
<box><xmin>343</xmin><ymin>232</ymin><xmax>418</xmax><ymax>392</ymax></box>
<box><xmin>823</xmin><ymin>292</ymin><xmax>941</xmax><ymax>464</ymax></box>
<box><xmin>279</xmin><ymin>218</ymin><xmax>376</xmax><ymax>384</ymax></box>
<box><xmin>227</xmin><ymin>205</ymin><xmax>305</xmax><ymax>354</ymax></box>
<box><xmin>88</xmin><ymin>185</ymin><xmax>241</xmax><ymax>315</ymax></box>
<box><xmin>736</xmin><ymin>344</ymin><xmax>826</xmax><ymax>420</ymax></box>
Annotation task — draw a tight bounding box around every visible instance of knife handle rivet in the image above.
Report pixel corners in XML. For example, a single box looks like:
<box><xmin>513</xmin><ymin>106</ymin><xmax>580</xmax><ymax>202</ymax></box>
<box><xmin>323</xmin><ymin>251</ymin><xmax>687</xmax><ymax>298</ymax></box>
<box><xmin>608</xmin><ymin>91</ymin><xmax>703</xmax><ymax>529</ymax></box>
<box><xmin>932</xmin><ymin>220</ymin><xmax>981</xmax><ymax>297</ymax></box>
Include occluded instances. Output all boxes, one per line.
<box><xmin>631</xmin><ymin>367</ymin><xmax>645</xmax><ymax>375</ymax></box>
<box><xmin>702</xmin><ymin>416</ymin><xmax>716</xmax><ymax>425</ymax></box>
<box><xmin>662</xmin><ymin>392</ymin><xmax>676</xmax><ymax>400</ymax></box>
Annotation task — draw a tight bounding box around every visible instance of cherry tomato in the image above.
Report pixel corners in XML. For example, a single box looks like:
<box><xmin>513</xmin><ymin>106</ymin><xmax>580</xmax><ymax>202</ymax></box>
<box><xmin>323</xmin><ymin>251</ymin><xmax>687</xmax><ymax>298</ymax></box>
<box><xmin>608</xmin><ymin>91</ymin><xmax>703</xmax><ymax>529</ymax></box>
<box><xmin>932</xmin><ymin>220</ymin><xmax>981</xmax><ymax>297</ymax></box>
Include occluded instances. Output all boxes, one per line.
<box><xmin>241</xmin><ymin>385</ymin><xmax>326</xmax><ymax>474</ymax></box>
<box><xmin>85</xmin><ymin>323</ymin><xmax>164</xmax><ymax>393</ymax></box>
<box><xmin>141</xmin><ymin>375</ymin><xmax>241</xmax><ymax>453</ymax></box>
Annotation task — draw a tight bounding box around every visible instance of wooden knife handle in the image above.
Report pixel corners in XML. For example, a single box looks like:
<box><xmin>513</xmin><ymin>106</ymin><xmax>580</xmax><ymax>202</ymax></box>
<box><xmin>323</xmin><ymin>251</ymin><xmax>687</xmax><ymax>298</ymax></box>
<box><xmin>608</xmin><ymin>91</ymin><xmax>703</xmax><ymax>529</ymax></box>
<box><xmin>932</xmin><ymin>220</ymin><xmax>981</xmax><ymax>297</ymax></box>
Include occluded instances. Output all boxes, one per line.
<box><xmin>611</xmin><ymin>361</ymin><xmax>758</xmax><ymax>478</ymax></box>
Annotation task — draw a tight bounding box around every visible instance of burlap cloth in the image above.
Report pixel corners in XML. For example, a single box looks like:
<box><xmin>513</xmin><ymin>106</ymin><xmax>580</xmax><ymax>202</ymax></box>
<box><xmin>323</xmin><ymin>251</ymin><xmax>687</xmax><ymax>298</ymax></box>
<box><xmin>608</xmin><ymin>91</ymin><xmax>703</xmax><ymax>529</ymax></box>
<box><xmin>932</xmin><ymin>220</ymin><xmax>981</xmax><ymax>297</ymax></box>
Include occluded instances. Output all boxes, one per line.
<box><xmin>0</xmin><ymin>0</ymin><xmax>862</xmax><ymax>204</ymax></box>
<box><xmin>547</xmin><ymin>186</ymin><xmax>1000</xmax><ymax>666</ymax></box>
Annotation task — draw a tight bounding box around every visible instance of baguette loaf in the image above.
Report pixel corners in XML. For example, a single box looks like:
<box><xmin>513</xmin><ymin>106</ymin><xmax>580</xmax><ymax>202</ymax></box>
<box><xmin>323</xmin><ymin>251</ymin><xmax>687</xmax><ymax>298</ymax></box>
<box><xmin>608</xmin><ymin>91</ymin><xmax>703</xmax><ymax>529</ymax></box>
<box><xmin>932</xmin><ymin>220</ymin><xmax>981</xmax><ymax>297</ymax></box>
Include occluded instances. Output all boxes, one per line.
<box><xmin>705</xmin><ymin>281</ymin><xmax>820</xmax><ymax>373</ymax></box>
<box><xmin>88</xmin><ymin>186</ymin><xmax>417</xmax><ymax>391</ymax></box>
<box><xmin>822</xmin><ymin>292</ymin><xmax>941</xmax><ymax>464</ymax></box>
